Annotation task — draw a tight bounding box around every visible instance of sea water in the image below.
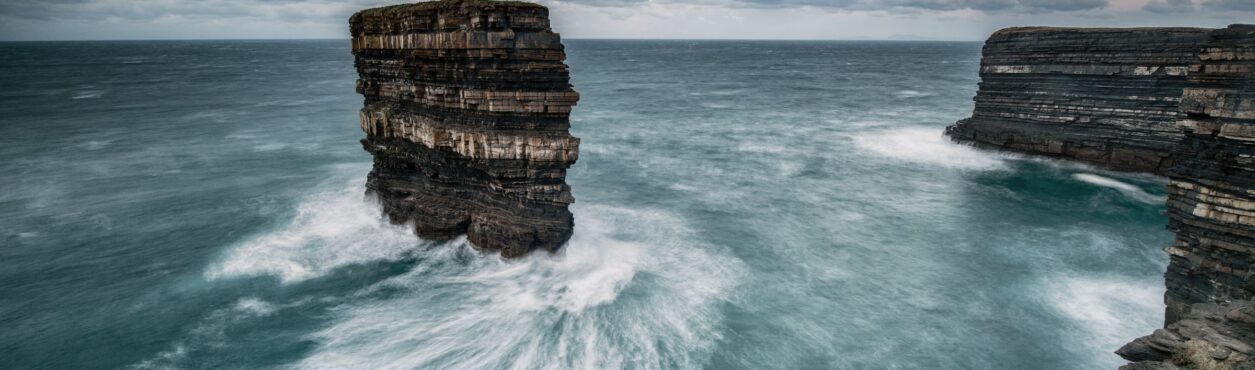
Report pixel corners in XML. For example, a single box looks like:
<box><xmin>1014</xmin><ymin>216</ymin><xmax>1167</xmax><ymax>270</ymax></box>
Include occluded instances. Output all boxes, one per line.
<box><xmin>0</xmin><ymin>40</ymin><xmax>1171</xmax><ymax>369</ymax></box>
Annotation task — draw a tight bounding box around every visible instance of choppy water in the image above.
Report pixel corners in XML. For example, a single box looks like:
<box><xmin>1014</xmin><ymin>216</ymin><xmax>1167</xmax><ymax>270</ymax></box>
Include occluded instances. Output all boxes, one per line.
<box><xmin>0</xmin><ymin>40</ymin><xmax>1171</xmax><ymax>369</ymax></box>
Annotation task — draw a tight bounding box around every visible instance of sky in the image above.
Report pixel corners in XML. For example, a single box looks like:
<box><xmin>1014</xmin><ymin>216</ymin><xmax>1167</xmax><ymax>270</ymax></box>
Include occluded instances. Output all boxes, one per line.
<box><xmin>0</xmin><ymin>0</ymin><xmax>1250</xmax><ymax>41</ymax></box>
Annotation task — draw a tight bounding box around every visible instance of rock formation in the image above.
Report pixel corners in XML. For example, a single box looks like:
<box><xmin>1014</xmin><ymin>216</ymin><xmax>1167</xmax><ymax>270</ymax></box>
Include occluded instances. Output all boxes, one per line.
<box><xmin>945</xmin><ymin>27</ymin><xmax>1210</xmax><ymax>174</ymax></box>
<box><xmin>350</xmin><ymin>0</ymin><xmax>580</xmax><ymax>257</ymax></box>
<box><xmin>947</xmin><ymin>23</ymin><xmax>1255</xmax><ymax>369</ymax></box>
<box><xmin>1119</xmin><ymin>24</ymin><xmax>1255</xmax><ymax>369</ymax></box>
<box><xmin>1118</xmin><ymin>300</ymin><xmax>1255</xmax><ymax>369</ymax></box>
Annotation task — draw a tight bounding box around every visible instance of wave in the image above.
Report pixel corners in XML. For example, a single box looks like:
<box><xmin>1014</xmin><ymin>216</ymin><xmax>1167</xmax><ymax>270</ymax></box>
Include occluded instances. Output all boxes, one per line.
<box><xmin>1047</xmin><ymin>275</ymin><xmax>1163</xmax><ymax>368</ymax></box>
<box><xmin>131</xmin><ymin>297</ymin><xmax>286</xmax><ymax>369</ymax></box>
<box><xmin>1072</xmin><ymin>174</ymin><xmax>1163</xmax><ymax>204</ymax></box>
<box><xmin>296</xmin><ymin>204</ymin><xmax>743</xmax><ymax>369</ymax></box>
<box><xmin>853</xmin><ymin>127</ymin><xmax>1006</xmax><ymax>170</ymax></box>
<box><xmin>893</xmin><ymin>90</ymin><xmax>932</xmax><ymax>98</ymax></box>
<box><xmin>204</xmin><ymin>181</ymin><xmax>422</xmax><ymax>283</ymax></box>
<box><xmin>71</xmin><ymin>90</ymin><xmax>104</xmax><ymax>99</ymax></box>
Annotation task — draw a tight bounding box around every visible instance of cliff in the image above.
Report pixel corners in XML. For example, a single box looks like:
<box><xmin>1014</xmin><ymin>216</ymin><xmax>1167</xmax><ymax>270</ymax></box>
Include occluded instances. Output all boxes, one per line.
<box><xmin>945</xmin><ymin>27</ymin><xmax>1210</xmax><ymax>174</ymax></box>
<box><xmin>350</xmin><ymin>0</ymin><xmax>580</xmax><ymax>257</ymax></box>
<box><xmin>1119</xmin><ymin>25</ymin><xmax>1255</xmax><ymax>369</ymax></box>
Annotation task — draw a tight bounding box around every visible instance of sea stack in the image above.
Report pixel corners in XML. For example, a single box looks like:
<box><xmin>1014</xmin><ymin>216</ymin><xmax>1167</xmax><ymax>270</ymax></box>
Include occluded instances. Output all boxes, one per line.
<box><xmin>1118</xmin><ymin>25</ymin><xmax>1255</xmax><ymax>369</ymax></box>
<box><xmin>350</xmin><ymin>0</ymin><xmax>580</xmax><ymax>257</ymax></box>
<box><xmin>945</xmin><ymin>27</ymin><xmax>1210</xmax><ymax>174</ymax></box>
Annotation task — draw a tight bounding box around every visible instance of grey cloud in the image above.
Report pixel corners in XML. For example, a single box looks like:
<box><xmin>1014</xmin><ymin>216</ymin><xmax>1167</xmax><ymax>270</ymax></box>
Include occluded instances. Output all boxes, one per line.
<box><xmin>0</xmin><ymin>0</ymin><xmax>391</xmax><ymax>21</ymax></box>
<box><xmin>0</xmin><ymin>0</ymin><xmax>1112</xmax><ymax>22</ymax></box>
<box><xmin>569</xmin><ymin>0</ymin><xmax>1108</xmax><ymax>12</ymax></box>
<box><xmin>1143</xmin><ymin>0</ymin><xmax>1195</xmax><ymax>13</ymax></box>
<box><xmin>1201</xmin><ymin>0</ymin><xmax>1255</xmax><ymax>12</ymax></box>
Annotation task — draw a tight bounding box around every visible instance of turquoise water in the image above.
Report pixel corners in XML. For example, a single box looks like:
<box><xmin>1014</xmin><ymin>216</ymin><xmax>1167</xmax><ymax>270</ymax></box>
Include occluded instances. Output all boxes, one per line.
<box><xmin>1</xmin><ymin>40</ymin><xmax>1171</xmax><ymax>369</ymax></box>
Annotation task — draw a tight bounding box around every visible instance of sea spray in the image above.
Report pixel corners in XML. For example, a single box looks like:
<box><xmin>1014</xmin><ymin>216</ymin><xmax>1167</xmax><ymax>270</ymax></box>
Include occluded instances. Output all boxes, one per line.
<box><xmin>853</xmin><ymin>126</ymin><xmax>1007</xmax><ymax>170</ymax></box>
<box><xmin>298</xmin><ymin>205</ymin><xmax>743</xmax><ymax>369</ymax></box>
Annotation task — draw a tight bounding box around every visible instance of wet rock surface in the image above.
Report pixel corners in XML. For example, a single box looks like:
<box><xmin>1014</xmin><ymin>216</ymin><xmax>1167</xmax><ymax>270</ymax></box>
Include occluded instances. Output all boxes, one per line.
<box><xmin>945</xmin><ymin>27</ymin><xmax>1211</xmax><ymax>174</ymax></box>
<box><xmin>350</xmin><ymin>0</ymin><xmax>579</xmax><ymax>257</ymax></box>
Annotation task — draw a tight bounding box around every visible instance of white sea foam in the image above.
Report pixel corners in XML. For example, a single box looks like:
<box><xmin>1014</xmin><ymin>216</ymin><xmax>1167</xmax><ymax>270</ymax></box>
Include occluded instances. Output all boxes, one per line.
<box><xmin>853</xmin><ymin>127</ymin><xmax>1006</xmax><ymax>170</ymax></box>
<box><xmin>893</xmin><ymin>90</ymin><xmax>932</xmax><ymax>98</ymax></box>
<box><xmin>81</xmin><ymin>140</ymin><xmax>111</xmax><ymax>150</ymax></box>
<box><xmin>204</xmin><ymin>181</ymin><xmax>421</xmax><ymax>283</ymax></box>
<box><xmin>1072</xmin><ymin>173</ymin><xmax>1163</xmax><ymax>204</ymax></box>
<box><xmin>132</xmin><ymin>297</ymin><xmax>291</xmax><ymax>369</ymax></box>
<box><xmin>297</xmin><ymin>204</ymin><xmax>743</xmax><ymax>369</ymax></box>
<box><xmin>1048</xmin><ymin>276</ymin><xmax>1164</xmax><ymax>368</ymax></box>
<box><xmin>735</xmin><ymin>142</ymin><xmax>789</xmax><ymax>154</ymax></box>
<box><xmin>232</xmin><ymin>297</ymin><xmax>277</xmax><ymax>317</ymax></box>
<box><xmin>71</xmin><ymin>90</ymin><xmax>104</xmax><ymax>99</ymax></box>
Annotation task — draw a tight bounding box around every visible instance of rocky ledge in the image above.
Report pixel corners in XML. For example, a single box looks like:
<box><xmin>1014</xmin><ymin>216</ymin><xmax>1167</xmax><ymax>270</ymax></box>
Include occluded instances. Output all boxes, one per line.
<box><xmin>350</xmin><ymin>0</ymin><xmax>579</xmax><ymax>257</ymax></box>
<box><xmin>1119</xmin><ymin>25</ymin><xmax>1255</xmax><ymax>369</ymax></box>
<box><xmin>945</xmin><ymin>27</ymin><xmax>1210</xmax><ymax>174</ymax></box>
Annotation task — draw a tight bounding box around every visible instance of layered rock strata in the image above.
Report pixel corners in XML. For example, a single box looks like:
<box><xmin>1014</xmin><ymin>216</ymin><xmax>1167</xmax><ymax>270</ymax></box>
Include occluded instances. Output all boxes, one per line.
<box><xmin>945</xmin><ymin>27</ymin><xmax>1210</xmax><ymax>173</ymax></box>
<box><xmin>1119</xmin><ymin>25</ymin><xmax>1255</xmax><ymax>369</ymax></box>
<box><xmin>350</xmin><ymin>0</ymin><xmax>579</xmax><ymax>257</ymax></box>
<box><xmin>1118</xmin><ymin>300</ymin><xmax>1255</xmax><ymax>369</ymax></box>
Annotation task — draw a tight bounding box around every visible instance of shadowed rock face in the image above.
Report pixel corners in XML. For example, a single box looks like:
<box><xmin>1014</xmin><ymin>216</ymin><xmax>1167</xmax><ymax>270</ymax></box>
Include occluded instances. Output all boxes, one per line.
<box><xmin>350</xmin><ymin>0</ymin><xmax>579</xmax><ymax>257</ymax></box>
<box><xmin>945</xmin><ymin>27</ymin><xmax>1211</xmax><ymax>174</ymax></box>
<box><xmin>1119</xmin><ymin>25</ymin><xmax>1255</xmax><ymax>370</ymax></box>
<box><xmin>945</xmin><ymin>24</ymin><xmax>1255</xmax><ymax>369</ymax></box>
<box><xmin>1162</xmin><ymin>25</ymin><xmax>1255</xmax><ymax>320</ymax></box>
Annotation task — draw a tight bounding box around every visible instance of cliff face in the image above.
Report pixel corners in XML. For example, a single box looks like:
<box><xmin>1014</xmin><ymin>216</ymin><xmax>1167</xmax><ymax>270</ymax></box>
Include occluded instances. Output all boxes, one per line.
<box><xmin>1119</xmin><ymin>25</ymin><xmax>1255</xmax><ymax>369</ymax></box>
<box><xmin>1162</xmin><ymin>24</ymin><xmax>1255</xmax><ymax>322</ymax></box>
<box><xmin>945</xmin><ymin>27</ymin><xmax>1210</xmax><ymax>174</ymax></box>
<box><xmin>350</xmin><ymin>0</ymin><xmax>580</xmax><ymax>257</ymax></box>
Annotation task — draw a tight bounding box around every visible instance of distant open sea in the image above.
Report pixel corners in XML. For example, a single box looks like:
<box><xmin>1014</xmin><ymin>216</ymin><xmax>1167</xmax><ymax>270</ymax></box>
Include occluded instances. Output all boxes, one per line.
<box><xmin>0</xmin><ymin>39</ymin><xmax>1171</xmax><ymax>369</ymax></box>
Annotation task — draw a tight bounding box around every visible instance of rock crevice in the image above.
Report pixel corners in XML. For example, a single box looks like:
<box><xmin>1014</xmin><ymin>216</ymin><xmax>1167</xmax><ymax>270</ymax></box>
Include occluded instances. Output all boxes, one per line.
<box><xmin>351</xmin><ymin>0</ymin><xmax>579</xmax><ymax>257</ymax></box>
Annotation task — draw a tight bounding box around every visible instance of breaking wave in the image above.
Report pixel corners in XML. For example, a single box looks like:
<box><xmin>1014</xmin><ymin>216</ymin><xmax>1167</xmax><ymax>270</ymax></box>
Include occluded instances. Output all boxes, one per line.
<box><xmin>893</xmin><ymin>89</ymin><xmax>932</xmax><ymax>98</ymax></box>
<box><xmin>853</xmin><ymin>127</ymin><xmax>1006</xmax><ymax>170</ymax></box>
<box><xmin>296</xmin><ymin>204</ymin><xmax>743</xmax><ymax>369</ymax></box>
<box><xmin>203</xmin><ymin>176</ymin><xmax>743</xmax><ymax>368</ymax></box>
<box><xmin>1047</xmin><ymin>275</ymin><xmax>1164</xmax><ymax>368</ymax></box>
<box><xmin>71</xmin><ymin>90</ymin><xmax>105</xmax><ymax>99</ymax></box>
<box><xmin>205</xmin><ymin>181</ymin><xmax>422</xmax><ymax>283</ymax></box>
<box><xmin>1072</xmin><ymin>174</ymin><xmax>1163</xmax><ymax>204</ymax></box>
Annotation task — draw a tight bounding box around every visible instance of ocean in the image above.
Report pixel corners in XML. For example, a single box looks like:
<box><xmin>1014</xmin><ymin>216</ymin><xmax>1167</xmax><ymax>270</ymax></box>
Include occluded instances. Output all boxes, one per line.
<box><xmin>0</xmin><ymin>39</ymin><xmax>1171</xmax><ymax>369</ymax></box>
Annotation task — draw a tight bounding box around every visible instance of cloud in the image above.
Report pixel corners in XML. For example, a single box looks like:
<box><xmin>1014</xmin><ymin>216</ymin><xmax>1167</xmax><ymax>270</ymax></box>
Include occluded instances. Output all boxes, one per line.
<box><xmin>557</xmin><ymin>0</ymin><xmax>1111</xmax><ymax>12</ymax></box>
<box><xmin>0</xmin><ymin>0</ymin><xmax>392</xmax><ymax>22</ymax></box>
<box><xmin>0</xmin><ymin>0</ymin><xmax>1112</xmax><ymax>23</ymax></box>
<box><xmin>1142</xmin><ymin>0</ymin><xmax>1194</xmax><ymax>13</ymax></box>
<box><xmin>1201</xmin><ymin>0</ymin><xmax>1255</xmax><ymax>12</ymax></box>
<box><xmin>0</xmin><ymin>0</ymin><xmax>1250</xmax><ymax>40</ymax></box>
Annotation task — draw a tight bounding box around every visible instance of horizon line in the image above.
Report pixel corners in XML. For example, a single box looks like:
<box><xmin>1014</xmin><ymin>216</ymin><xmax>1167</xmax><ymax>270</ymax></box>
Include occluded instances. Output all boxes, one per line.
<box><xmin>0</xmin><ymin>36</ymin><xmax>983</xmax><ymax>43</ymax></box>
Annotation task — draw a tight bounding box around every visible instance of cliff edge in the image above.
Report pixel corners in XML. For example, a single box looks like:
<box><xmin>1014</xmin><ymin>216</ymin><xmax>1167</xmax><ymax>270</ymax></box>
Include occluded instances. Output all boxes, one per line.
<box><xmin>945</xmin><ymin>27</ymin><xmax>1210</xmax><ymax>174</ymax></box>
<box><xmin>1119</xmin><ymin>24</ymin><xmax>1255</xmax><ymax>370</ymax></box>
<box><xmin>351</xmin><ymin>0</ymin><xmax>580</xmax><ymax>257</ymax></box>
